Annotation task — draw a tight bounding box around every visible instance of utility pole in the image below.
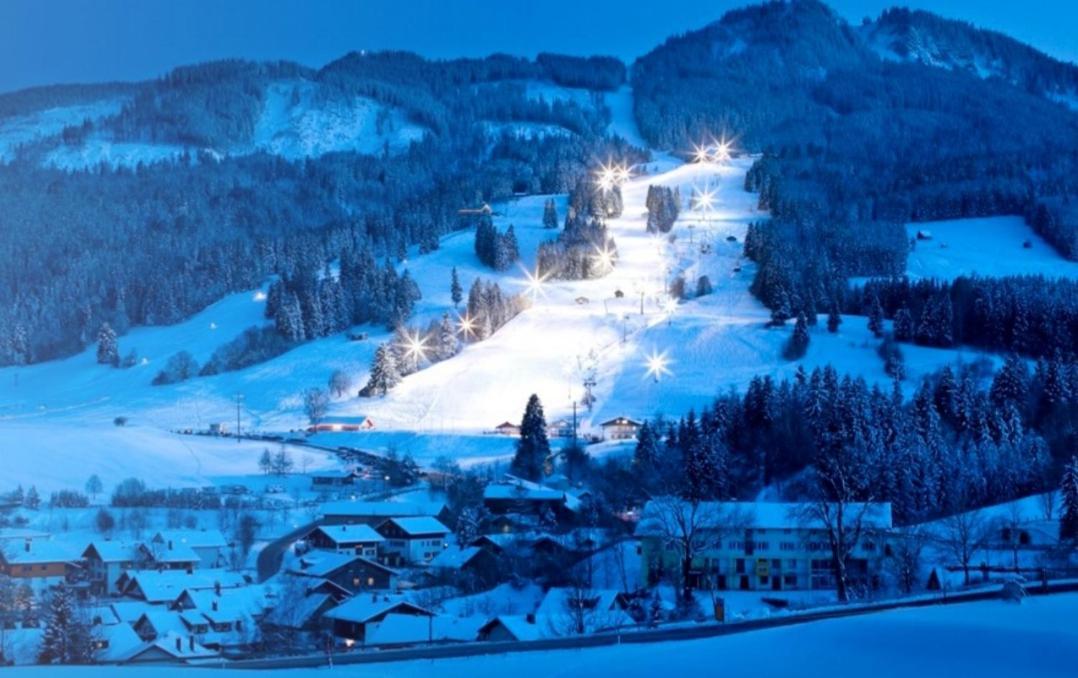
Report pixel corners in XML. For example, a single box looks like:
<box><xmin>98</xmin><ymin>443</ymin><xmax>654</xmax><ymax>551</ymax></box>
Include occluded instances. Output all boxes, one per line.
<box><xmin>571</xmin><ymin>400</ymin><xmax>578</xmax><ymax>448</ymax></box>
<box><xmin>234</xmin><ymin>393</ymin><xmax>244</xmax><ymax>442</ymax></box>
<box><xmin>640</xmin><ymin>290</ymin><xmax>645</xmax><ymax>316</ymax></box>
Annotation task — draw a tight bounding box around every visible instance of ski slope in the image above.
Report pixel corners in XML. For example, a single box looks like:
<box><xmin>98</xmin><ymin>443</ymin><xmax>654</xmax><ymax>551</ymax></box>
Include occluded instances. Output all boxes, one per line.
<box><xmin>0</xmin><ymin>146</ymin><xmax>994</xmax><ymax>490</ymax></box>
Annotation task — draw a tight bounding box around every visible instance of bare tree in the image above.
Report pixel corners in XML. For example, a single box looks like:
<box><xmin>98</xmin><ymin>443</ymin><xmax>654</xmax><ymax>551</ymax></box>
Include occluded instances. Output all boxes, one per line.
<box><xmin>995</xmin><ymin>502</ymin><xmax>1028</xmax><ymax>573</ymax></box>
<box><xmin>802</xmin><ymin>445</ymin><xmax>876</xmax><ymax>603</ymax></box>
<box><xmin>644</xmin><ymin>497</ymin><xmax>747</xmax><ymax>603</ymax></box>
<box><xmin>887</xmin><ymin>526</ymin><xmax>927</xmax><ymax>595</ymax></box>
<box><xmin>942</xmin><ymin>506</ymin><xmax>989</xmax><ymax>586</ymax></box>
<box><xmin>328</xmin><ymin>370</ymin><xmax>352</xmax><ymax>398</ymax></box>
<box><xmin>302</xmin><ymin>387</ymin><xmax>329</xmax><ymax>424</ymax></box>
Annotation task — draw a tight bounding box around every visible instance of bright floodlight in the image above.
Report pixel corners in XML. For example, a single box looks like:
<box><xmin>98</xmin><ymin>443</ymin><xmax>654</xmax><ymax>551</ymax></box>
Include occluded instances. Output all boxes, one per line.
<box><xmin>401</xmin><ymin>330</ymin><xmax>428</xmax><ymax>362</ymax></box>
<box><xmin>694</xmin><ymin>187</ymin><xmax>716</xmax><ymax>212</ymax></box>
<box><xmin>522</xmin><ymin>266</ymin><xmax>548</xmax><ymax>299</ymax></box>
<box><xmin>456</xmin><ymin>313</ymin><xmax>475</xmax><ymax>338</ymax></box>
<box><xmin>593</xmin><ymin>244</ymin><xmax>615</xmax><ymax>271</ymax></box>
<box><xmin>692</xmin><ymin>143</ymin><xmax>711</xmax><ymax>163</ymax></box>
<box><xmin>253</xmin><ymin>290</ymin><xmax>267</xmax><ymax>302</ymax></box>
<box><xmin>644</xmin><ymin>349</ymin><xmax>672</xmax><ymax>382</ymax></box>
<box><xmin>663</xmin><ymin>297</ymin><xmax>679</xmax><ymax>315</ymax></box>
<box><xmin>615</xmin><ymin>164</ymin><xmax>631</xmax><ymax>183</ymax></box>
<box><xmin>595</xmin><ymin>164</ymin><xmax>617</xmax><ymax>192</ymax></box>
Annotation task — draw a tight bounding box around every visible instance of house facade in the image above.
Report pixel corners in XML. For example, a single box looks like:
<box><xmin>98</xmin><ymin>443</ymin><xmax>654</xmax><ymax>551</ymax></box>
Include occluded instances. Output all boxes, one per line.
<box><xmin>599</xmin><ymin>417</ymin><xmax>642</xmax><ymax>440</ymax></box>
<box><xmin>304</xmin><ymin>525</ymin><xmax>384</xmax><ymax>559</ymax></box>
<box><xmin>636</xmin><ymin>500</ymin><xmax>894</xmax><ymax>593</ymax></box>
<box><xmin>375</xmin><ymin>517</ymin><xmax>449</xmax><ymax>566</ymax></box>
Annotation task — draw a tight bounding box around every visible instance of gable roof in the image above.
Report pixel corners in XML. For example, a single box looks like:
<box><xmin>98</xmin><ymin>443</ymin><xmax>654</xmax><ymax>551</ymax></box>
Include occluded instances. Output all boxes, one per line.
<box><xmin>288</xmin><ymin>551</ymin><xmax>396</xmax><ymax>579</ymax></box>
<box><xmin>323</xmin><ymin>595</ymin><xmax>432</xmax><ymax>624</ymax></box>
<box><xmin>365</xmin><ymin>613</ymin><xmax>483</xmax><ymax>646</ymax></box>
<box><xmin>310</xmin><ymin>524</ymin><xmax>384</xmax><ymax>545</ymax></box>
<box><xmin>0</xmin><ymin>539</ymin><xmax>81</xmax><ymax>565</ymax></box>
<box><xmin>600</xmin><ymin>416</ymin><xmax>642</xmax><ymax>427</ymax></box>
<box><xmin>123</xmin><ymin>569</ymin><xmax>246</xmax><ymax>603</ymax></box>
<box><xmin>429</xmin><ymin>546</ymin><xmax>485</xmax><ymax>570</ymax></box>
<box><xmin>118</xmin><ymin>631</ymin><xmax>218</xmax><ymax>662</ymax></box>
<box><xmin>378</xmin><ymin>516</ymin><xmax>450</xmax><ymax>537</ymax></box>
<box><xmin>84</xmin><ymin>541</ymin><xmax>141</xmax><ymax>563</ymax></box>
<box><xmin>479</xmin><ymin>615</ymin><xmax>542</xmax><ymax>642</ymax></box>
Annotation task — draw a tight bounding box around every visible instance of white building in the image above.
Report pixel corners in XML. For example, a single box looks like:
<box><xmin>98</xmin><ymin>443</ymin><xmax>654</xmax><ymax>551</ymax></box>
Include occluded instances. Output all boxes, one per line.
<box><xmin>375</xmin><ymin>517</ymin><xmax>450</xmax><ymax>566</ymax></box>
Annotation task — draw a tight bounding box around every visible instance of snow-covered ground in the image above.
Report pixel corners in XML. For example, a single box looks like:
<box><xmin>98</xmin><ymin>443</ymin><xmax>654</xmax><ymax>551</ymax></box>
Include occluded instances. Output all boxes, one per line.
<box><xmin>0</xmin><ymin>98</ymin><xmax>125</xmax><ymax>162</ymax></box>
<box><xmin>903</xmin><ymin>216</ymin><xmax>1078</xmax><ymax>281</ymax></box>
<box><xmin>6</xmin><ymin>594</ymin><xmax>1077</xmax><ymax>677</ymax></box>
<box><xmin>0</xmin><ymin>148</ymin><xmax>999</xmax><ymax>491</ymax></box>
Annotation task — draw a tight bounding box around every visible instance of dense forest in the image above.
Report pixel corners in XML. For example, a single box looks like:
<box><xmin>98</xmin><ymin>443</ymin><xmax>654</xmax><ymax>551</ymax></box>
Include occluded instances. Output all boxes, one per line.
<box><xmin>633</xmin><ymin>0</ymin><xmax>1078</xmax><ymax>332</ymax></box>
<box><xmin>623</xmin><ymin>358</ymin><xmax>1076</xmax><ymax>524</ymax></box>
<box><xmin>0</xmin><ymin>52</ymin><xmax>636</xmax><ymax>366</ymax></box>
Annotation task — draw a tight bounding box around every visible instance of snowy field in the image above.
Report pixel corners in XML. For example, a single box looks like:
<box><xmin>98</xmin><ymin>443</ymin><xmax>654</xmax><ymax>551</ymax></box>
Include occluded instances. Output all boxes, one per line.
<box><xmin>903</xmin><ymin>216</ymin><xmax>1078</xmax><ymax>281</ymax></box>
<box><xmin>5</xmin><ymin>594</ymin><xmax>1077</xmax><ymax>677</ymax></box>
<box><xmin>0</xmin><ymin>98</ymin><xmax>125</xmax><ymax>161</ymax></box>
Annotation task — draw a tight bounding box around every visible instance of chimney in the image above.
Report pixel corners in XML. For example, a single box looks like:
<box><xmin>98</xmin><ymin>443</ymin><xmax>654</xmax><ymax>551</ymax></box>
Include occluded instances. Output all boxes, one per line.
<box><xmin>212</xmin><ymin>600</ymin><xmax>218</xmax><ymax>612</ymax></box>
<box><xmin>175</xmin><ymin>637</ymin><xmax>182</xmax><ymax>652</ymax></box>
<box><xmin>189</xmin><ymin>636</ymin><xmax>195</xmax><ymax>651</ymax></box>
<box><xmin>24</xmin><ymin>540</ymin><xmax>30</xmax><ymax>553</ymax></box>
<box><xmin>214</xmin><ymin>581</ymin><xmax>221</xmax><ymax>596</ymax></box>
<box><xmin>168</xmin><ymin>540</ymin><xmax>173</xmax><ymax>550</ymax></box>
<box><xmin>525</xmin><ymin>613</ymin><xmax>536</xmax><ymax>624</ymax></box>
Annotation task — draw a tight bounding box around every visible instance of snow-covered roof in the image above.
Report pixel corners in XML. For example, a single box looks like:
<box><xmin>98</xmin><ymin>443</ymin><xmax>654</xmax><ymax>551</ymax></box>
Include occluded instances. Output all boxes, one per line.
<box><xmin>140</xmin><ymin>540</ymin><xmax>200</xmax><ymax>564</ymax></box>
<box><xmin>380</xmin><ymin>516</ymin><xmax>450</xmax><ymax>537</ymax></box>
<box><xmin>600</xmin><ymin>416</ymin><xmax>642</xmax><ymax>427</ymax></box>
<box><xmin>318</xmin><ymin>415</ymin><xmax>371</xmax><ymax>426</ymax></box>
<box><xmin>117</xmin><ymin>631</ymin><xmax>218</xmax><ymax>662</ymax></box>
<box><xmin>429</xmin><ymin>546</ymin><xmax>484</xmax><ymax>570</ymax></box>
<box><xmin>124</xmin><ymin>568</ymin><xmax>246</xmax><ymax>603</ymax></box>
<box><xmin>480</xmin><ymin>615</ymin><xmax>543</xmax><ymax>642</ymax></box>
<box><xmin>178</xmin><ymin>585</ymin><xmax>270</xmax><ymax>619</ymax></box>
<box><xmin>289</xmin><ymin>551</ymin><xmax>396</xmax><ymax>579</ymax></box>
<box><xmin>311</xmin><ymin>524</ymin><xmax>384</xmax><ymax>544</ymax></box>
<box><xmin>94</xmin><ymin>622</ymin><xmax>144</xmax><ymax>663</ymax></box>
<box><xmin>365</xmin><ymin>613</ymin><xmax>483</xmax><ymax>646</ymax></box>
<box><xmin>84</xmin><ymin>540</ymin><xmax>141</xmax><ymax>563</ymax></box>
<box><xmin>324</xmin><ymin>594</ymin><xmax>431</xmax><ymax>624</ymax></box>
<box><xmin>0</xmin><ymin>539</ymin><xmax>81</xmax><ymax>565</ymax></box>
<box><xmin>535</xmin><ymin>587</ymin><xmax>627</xmax><ymax>617</ymax></box>
<box><xmin>0</xmin><ymin>528</ymin><xmax>50</xmax><ymax>541</ymax></box>
<box><xmin>321</xmin><ymin>500</ymin><xmax>440</xmax><ymax>518</ymax></box>
<box><xmin>484</xmin><ymin>477</ymin><xmax>565</xmax><ymax>502</ymax></box>
<box><xmin>635</xmin><ymin>500</ymin><xmax>894</xmax><ymax>536</ymax></box>
<box><xmin>264</xmin><ymin>591</ymin><xmax>335</xmax><ymax>629</ymax></box>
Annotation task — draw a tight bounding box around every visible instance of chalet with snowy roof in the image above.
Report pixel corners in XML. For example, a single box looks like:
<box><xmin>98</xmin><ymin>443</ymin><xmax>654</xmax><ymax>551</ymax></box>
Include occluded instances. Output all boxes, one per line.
<box><xmin>0</xmin><ymin>539</ymin><xmax>82</xmax><ymax>590</ymax></box>
<box><xmin>636</xmin><ymin>500</ymin><xmax>894</xmax><ymax>593</ymax></box>
<box><xmin>320</xmin><ymin>500</ymin><xmax>450</xmax><ymax>526</ymax></box>
<box><xmin>324</xmin><ymin>594</ymin><xmax>433</xmax><ymax>645</ymax></box>
<box><xmin>119</xmin><ymin>568</ymin><xmax>246</xmax><ymax>604</ymax></box>
<box><xmin>482</xmin><ymin>476</ymin><xmax>578</xmax><ymax>520</ymax></box>
<box><xmin>477</xmin><ymin>615</ymin><xmax>543</xmax><ymax>642</ymax></box>
<box><xmin>427</xmin><ymin>546</ymin><xmax>500</xmax><ymax>585</ymax></box>
<box><xmin>83</xmin><ymin>541</ymin><xmax>143</xmax><ymax>596</ymax></box>
<box><xmin>288</xmin><ymin>551</ymin><xmax>398</xmax><ymax>592</ymax></box>
<box><xmin>304</xmin><ymin>524</ymin><xmax>384</xmax><ymax>559</ymax></box>
<box><xmin>493</xmin><ymin>421</ymin><xmax>521</xmax><ymax>436</ymax></box>
<box><xmin>150</xmin><ymin>530</ymin><xmax>230</xmax><ymax>569</ymax></box>
<box><xmin>308</xmin><ymin>415</ymin><xmax>374</xmax><ymax>433</ymax></box>
<box><xmin>599</xmin><ymin>416</ymin><xmax>642</xmax><ymax>440</ymax></box>
<box><xmin>546</xmin><ymin>419</ymin><xmax>575</xmax><ymax>439</ymax></box>
<box><xmin>117</xmin><ymin>631</ymin><xmax>219</xmax><ymax>665</ymax></box>
<box><xmin>375</xmin><ymin>517</ymin><xmax>450</xmax><ymax>566</ymax></box>
<box><xmin>91</xmin><ymin>620</ymin><xmax>144</xmax><ymax>664</ymax></box>
<box><xmin>364</xmin><ymin>613</ymin><xmax>484</xmax><ymax>648</ymax></box>
<box><xmin>534</xmin><ymin>587</ymin><xmax>634</xmax><ymax>634</ymax></box>
<box><xmin>169</xmin><ymin>586</ymin><xmax>268</xmax><ymax>649</ymax></box>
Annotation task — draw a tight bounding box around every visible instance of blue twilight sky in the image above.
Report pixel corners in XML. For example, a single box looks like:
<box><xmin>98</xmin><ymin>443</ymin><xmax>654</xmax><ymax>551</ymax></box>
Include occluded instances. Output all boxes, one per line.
<box><xmin>0</xmin><ymin>0</ymin><xmax>1075</xmax><ymax>94</ymax></box>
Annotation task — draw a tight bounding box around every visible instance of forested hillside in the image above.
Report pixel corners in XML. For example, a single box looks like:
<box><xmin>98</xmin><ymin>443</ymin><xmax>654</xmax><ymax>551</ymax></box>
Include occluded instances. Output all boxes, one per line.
<box><xmin>0</xmin><ymin>52</ymin><xmax>634</xmax><ymax>366</ymax></box>
<box><xmin>632</xmin><ymin>0</ymin><xmax>1078</xmax><ymax>351</ymax></box>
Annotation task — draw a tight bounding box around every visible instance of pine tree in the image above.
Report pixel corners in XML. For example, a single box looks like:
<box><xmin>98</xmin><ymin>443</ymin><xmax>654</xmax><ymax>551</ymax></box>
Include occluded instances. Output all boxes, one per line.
<box><xmin>24</xmin><ymin>485</ymin><xmax>40</xmax><ymax>510</ymax></box>
<box><xmin>827</xmin><ymin>302</ymin><xmax>842</xmax><ymax>333</ymax></box>
<box><xmin>893</xmin><ymin>307</ymin><xmax>913</xmax><ymax>341</ymax></box>
<box><xmin>543</xmin><ymin>199</ymin><xmax>559</xmax><ymax>229</ymax></box>
<box><xmin>511</xmin><ymin>394</ymin><xmax>550</xmax><ymax>481</ymax></box>
<box><xmin>867</xmin><ymin>294</ymin><xmax>884</xmax><ymax>338</ymax></box>
<box><xmin>258</xmin><ymin>449</ymin><xmax>273</xmax><ymax>475</ymax></box>
<box><xmin>435</xmin><ymin>313</ymin><xmax>459</xmax><ymax>361</ymax></box>
<box><xmin>1060</xmin><ymin>456</ymin><xmax>1078</xmax><ymax>541</ymax></box>
<box><xmin>364</xmin><ymin>343</ymin><xmax>401</xmax><ymax>397</ymax></box>
<box><xmin>96</xmin><ymin>323</ymin><xmax>119</xmax><ymax>366</ymax></box>
<box><xmin>38</xmin><ymin>584</ymin><xmax>91</xmax><ymax>664</ymax></box>
<box><xmin>450</xmin><ymin>267</ymin><xmax>463</xmax><ymax>308</ymax></box>
<box><xmin>783</xmin><ymin>312</ymin><xmax>810</xmax><ymax>360</ymax></box>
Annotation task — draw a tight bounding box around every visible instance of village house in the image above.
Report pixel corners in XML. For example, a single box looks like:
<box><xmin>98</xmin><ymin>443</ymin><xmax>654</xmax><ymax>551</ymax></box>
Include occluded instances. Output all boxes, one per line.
<box><xmin>117</xmin><ymin>631</ymin><xmax>219</xmax><ymax>665</ymax></box>
<box><xmin>636</xmin><ymin>500</ymin><xmax>894</xmax><ymax>593</ymax></box>
<box><xmin>323</xmin><ymin>594</ymin><xmax>433</xmax><ymax>646</ymax></box>
<box><xmin>599</xmin><ymin>416</ymin><xmax>642</xmax><ymax>440</ymax></box>
<box><xmin>428</xmin><ymin>546</ymin><xmax>501</xmax><ymax>586</ymax></box>
<box><xmin>150</xmin><ymin>530</ymin><xmax>230</xmax><ymax>569</ymax></box>
<box><xmin>304</xmin><ymin>524</ymin><xmax>384</xmax><ymax>559</ymax></box>
<box><xmin>82</xmin><ymin>541</ymin><xmax>142</xmax><ymax>596</ymax></box>
<box><xmin>375</xmin><ymin>517</ymin><xmax>450</xmax><ymax>566</ymax></box>
<box><xmin>307</xmin><ymin>415</ymin><xmax>375</xmax><ymax>433</ymax></box>
<box><xmin>482</xmin><ymin>476</ymin><xmax>579</xmax><ymax>521</ymax></box>
<box><xmin>287</xmin><ymin>551</ymin><xmax>398</xmax><ymax>593</ymax></box>
<box><xmin>477</xmin><ymin>615</ymin><xmax>543</xmax><ymax>642</ymax></box>
<box><xmin>118</xmin><ymin>569</ymin><xmax>247</xmax><ymax>604</ymax></box>
<box><xmin>546</xmin><ymin>419</ymin><xmax>575</xmax><ymax>439</ymax></box>
<box><xmin>493</xmin><ymin>421</ymin><xmax>521</xmax><ymax>436</ymax></box>
<box><xmin>0</xmin><ymin>539</ymin><xmax>82</xmax><ymax>592</ymax></box>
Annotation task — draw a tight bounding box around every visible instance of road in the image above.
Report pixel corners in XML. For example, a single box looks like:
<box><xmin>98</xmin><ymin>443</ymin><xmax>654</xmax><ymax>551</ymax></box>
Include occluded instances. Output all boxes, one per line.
<box><xmin>256</xmin><ymin>519</ymin><xmax>321</xmax><ymax>583</ymax></box>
